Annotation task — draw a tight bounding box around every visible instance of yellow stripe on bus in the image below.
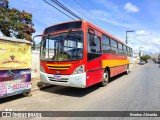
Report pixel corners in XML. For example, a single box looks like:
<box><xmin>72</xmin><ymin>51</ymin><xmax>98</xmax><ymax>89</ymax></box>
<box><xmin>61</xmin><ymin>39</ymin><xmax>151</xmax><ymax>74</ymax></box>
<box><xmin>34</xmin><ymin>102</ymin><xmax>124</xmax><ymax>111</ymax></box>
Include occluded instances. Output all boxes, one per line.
<box><xmin>46</xmin><ymin>64</ymin><xmax>71</xmax><ymax>67</ymax></box>
<box><xmin>102</xmin><ymin>60</ymin><xmax>130</xmax><ymax>68</ymax></box>
<box><xmin>47</xmin><ymin>67</ymin><xmax>69</xmax><ymax>70</ymax></box>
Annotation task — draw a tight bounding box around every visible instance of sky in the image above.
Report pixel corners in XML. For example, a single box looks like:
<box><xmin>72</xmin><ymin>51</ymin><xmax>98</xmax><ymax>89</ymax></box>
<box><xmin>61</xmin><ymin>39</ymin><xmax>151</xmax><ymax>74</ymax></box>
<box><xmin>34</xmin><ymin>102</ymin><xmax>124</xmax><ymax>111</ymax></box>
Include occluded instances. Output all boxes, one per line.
<box><xmin>8</xmin><ymin>0</ymin><xmax>160</xmax><ymax>55</ymax></box>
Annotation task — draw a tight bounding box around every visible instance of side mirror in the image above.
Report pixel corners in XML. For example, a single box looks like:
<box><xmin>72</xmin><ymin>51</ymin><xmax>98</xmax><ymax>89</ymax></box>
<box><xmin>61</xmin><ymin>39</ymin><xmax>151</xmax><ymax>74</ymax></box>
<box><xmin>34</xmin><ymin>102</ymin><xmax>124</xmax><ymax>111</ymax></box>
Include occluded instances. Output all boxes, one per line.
<box><xmin>32</xmin><ymin>40</ymin><xmax>36</xmax><ymax>50</ymax></box>
<box><xmin>32</xmin><ymin>35</ymin><xmax>43</xmax><ymax>50</ymax></box>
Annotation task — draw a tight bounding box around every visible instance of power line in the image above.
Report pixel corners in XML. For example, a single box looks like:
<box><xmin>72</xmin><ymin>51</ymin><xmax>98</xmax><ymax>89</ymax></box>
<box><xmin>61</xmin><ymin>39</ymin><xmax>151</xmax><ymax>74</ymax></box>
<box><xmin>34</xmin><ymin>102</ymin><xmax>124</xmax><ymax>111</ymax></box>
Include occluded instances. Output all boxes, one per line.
<box><xmin>43</xmin><ymin>0</ymin><xmax>75</xmax><ymax>20</ymax></box>
<box><xmin>73</xmin><ymin>0</ymin><xmax>113</xmax><ymax>34</ymax></box>
<box><xmin>44</xmin><ymin>0</ymin><xmax>128</xmax><ymax>39</ymax></box>
<box><xmin>61</xmin><ymin>0</ymin><xmax>95</xmax><ymax>23</ymax></box>
<box><xmin>44</xmin><ymin>0</ymin><xmax>115</xmax><ymax>35</ymax></box>
<box><xmin>54</xmin><ymin>0</ymin><xmax>113</xmax><ymax>33</ymax></box>
<box><xmin>50</xmin><ymin>0</ymin><xmax>83</xmax><ymax>20</ymax></box>
<box><xmin>111</xmin><ymin>0</ymin><xmax>136</xmax><ymax>31</ymax></box>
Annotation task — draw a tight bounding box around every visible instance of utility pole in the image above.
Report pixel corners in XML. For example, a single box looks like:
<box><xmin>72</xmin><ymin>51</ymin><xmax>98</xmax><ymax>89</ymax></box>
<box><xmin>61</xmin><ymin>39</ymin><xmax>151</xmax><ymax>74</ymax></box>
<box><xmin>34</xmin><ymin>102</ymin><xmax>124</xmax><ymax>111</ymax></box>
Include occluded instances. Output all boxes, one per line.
<box><xmin>139</xmin><ymin>47</ymin><xmax>143</xmax><ymax>57</ymax></box>
<box><xmin>126</xmin><ymin>30</ymin><xmax>135</xmax><ymax>44</ymax></box>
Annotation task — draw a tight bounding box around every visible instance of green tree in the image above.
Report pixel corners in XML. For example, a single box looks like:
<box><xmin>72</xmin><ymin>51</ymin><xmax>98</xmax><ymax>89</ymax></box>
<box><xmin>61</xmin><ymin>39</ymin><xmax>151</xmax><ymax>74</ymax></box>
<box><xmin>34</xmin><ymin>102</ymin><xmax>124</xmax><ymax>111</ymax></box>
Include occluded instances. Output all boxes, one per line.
<box><xmin>0</xmin><ymin>0</ymin><xmax>35</xmax><ymax>41</ymax></box>
<box><xmin>152</xmin><ymin>57</ymin><xmax>157</xmax><ymax>62</ymax></box>
<box><xmin>140</xmin><ymin>55</ymin><xmax>151</xmax><ymax>63</ymax></box>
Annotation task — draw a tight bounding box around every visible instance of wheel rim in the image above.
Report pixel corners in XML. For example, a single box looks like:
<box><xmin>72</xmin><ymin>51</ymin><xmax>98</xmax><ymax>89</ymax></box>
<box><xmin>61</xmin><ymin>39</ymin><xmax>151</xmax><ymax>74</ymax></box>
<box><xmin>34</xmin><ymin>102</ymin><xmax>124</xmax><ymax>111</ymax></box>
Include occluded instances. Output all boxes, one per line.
<box><xmin>126</xmin><ymin>67</ymin><xmax>129</xmax><ymax>73</ymax></box>
<box><xmin>103</xmin><ymin>72</ymin><xmax>108</xmax><ymax>83</ymax></box>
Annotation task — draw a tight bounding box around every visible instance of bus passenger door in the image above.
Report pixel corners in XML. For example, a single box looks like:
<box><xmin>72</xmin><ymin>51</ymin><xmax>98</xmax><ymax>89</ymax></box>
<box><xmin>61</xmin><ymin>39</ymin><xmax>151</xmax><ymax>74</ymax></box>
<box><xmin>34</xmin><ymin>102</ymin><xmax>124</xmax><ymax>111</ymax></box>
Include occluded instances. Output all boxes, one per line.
<box><xmin>86</xmin><ymin>32</ymin><xmax>103</xmax><ymax>87</ymax></box>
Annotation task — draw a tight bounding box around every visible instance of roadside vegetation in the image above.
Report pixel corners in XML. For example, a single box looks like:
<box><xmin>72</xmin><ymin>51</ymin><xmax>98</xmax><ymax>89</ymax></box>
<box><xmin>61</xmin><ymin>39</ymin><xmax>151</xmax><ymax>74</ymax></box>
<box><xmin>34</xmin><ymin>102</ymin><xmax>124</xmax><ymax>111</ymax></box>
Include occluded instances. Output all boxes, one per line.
<box><xmin>140</xmin><ymin>55</ymin><xmax>151</xmax><ymax>63</ymax></box>
<box><xmin>0</xmin><ymin>0</ymin><xmax>35</xmax><ymax>41</ymax></box>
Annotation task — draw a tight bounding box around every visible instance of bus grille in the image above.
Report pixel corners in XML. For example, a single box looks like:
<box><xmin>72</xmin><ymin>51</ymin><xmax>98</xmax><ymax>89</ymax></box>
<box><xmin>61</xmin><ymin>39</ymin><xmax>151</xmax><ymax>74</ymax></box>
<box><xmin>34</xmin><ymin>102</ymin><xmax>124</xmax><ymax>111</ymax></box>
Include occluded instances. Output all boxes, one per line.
<box><xmin>48</xmin><ymin>77</ymin><xmax>68</xmax><ymax>82</ymax></box>
<box><xmin>46</xmin><ymin>64</ymin><xmax>71</xmax><ymax>70</ymax></box>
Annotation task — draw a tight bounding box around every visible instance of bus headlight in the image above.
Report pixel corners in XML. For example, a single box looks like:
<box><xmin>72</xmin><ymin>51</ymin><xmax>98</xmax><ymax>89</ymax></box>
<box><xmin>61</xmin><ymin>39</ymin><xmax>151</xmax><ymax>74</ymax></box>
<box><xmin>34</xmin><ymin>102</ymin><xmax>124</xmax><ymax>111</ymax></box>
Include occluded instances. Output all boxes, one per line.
<box><xmin>40</xmin><ymin>66</ymin><xmax>45</xmax><ymax>72</ymax></box>
<box><xmin>73</xmin><ymin>65</ymin><xmax>84</xmax><ymax>74</ymax></box>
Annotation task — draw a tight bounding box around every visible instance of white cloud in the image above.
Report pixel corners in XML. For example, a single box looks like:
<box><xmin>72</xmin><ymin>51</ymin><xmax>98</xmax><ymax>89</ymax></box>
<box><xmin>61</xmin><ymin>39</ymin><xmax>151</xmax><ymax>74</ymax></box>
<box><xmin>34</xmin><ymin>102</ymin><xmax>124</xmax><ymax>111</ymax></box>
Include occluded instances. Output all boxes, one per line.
<box><xmin>125</xmin><ymin>29</ymin><xmax>159</xmax><ymax>54</ymax></box>
<box><xmin>94</xmin><ymin>0</ymin><xmax>138</xmax><ymax>30</ymax></box>
<box><xmin>124</xmin><ymin>2</ymin><xmax>140</xmax><ymax>13</ymax></box>
<box><xmin>136</xmin><ymin>30</ymin><xmax>152</xmax><ymax>36</ymax></box>
<box><xmin>90</xmin><ymin>10</ymin><xmax>110</xmax><ymax>17</ymax></box>
<box><xmin>129</xmin><ymin>30</ymin><xmax>160</xmax><ymax>54</ymax></box>
<box><xmin>152</xmin><ymin>38</ymin><xmax>160</xmax><ymax>44</ymax></box>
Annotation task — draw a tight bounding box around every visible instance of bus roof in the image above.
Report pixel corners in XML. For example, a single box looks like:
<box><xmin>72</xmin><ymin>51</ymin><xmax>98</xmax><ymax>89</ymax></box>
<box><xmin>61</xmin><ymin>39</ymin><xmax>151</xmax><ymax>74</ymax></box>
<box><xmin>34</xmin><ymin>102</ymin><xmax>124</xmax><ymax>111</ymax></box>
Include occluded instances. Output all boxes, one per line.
<box><xmin>44</xmin><ymin>20</ymin><xmax>127</xmax><ymax>46</ymax></box>
<box><xmin>83</xmin><ymin>20</ymin><xmax>125</xmax><ymax>45</ymax></box>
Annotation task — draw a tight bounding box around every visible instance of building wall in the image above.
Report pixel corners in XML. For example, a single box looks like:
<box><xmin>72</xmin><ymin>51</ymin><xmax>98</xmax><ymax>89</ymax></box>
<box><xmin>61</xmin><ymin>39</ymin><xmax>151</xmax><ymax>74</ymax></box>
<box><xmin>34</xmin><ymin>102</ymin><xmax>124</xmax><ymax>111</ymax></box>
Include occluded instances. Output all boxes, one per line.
<box><xmin>31</xmin><ymin>50</ymin><xmax>40</xmax><ymax>79</ymax></box>
<box><xmin>31</xmin><ymin>50</ymin><xmax>41</xmax><ymax>90</ymax></box>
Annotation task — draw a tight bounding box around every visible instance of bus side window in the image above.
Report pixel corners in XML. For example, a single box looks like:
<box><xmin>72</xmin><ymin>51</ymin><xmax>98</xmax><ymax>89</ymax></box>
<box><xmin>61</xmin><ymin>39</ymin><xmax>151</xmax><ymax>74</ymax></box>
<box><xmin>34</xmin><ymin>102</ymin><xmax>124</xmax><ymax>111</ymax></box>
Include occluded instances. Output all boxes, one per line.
<box><xmin>90</xmin><ymin>36</ymin><xmax>101</xmax><ymax>53</ymax></box>
<box><xmin>129</xmin><ymin>48</ymin><xmax>131</xmax><ymax>57</ymax></box>
<box><xmin>87</xmin><ymin>33</ymin><xmax>101</xmax><ymax>61</ymax></box>
<box><xmin>94</xmin><ymin>36</ymin><xmax>101</xmax><ymax>53</ymax></box>
<box><xmin>123</xmin><ymin>45</ymin><xmax>127</xmax><ymax>56</ymax></box>
<box><xmin>131</xmin><ymin>48</ymin><xmax>133</xmax><ymax>57</ymax></box>
<box><xmin>126</xmin><ymin>47</ymin><xmax>129</xmax><ymax>56</ymax></box>
<box><xmin>102</xmin><ymin>34</ymin><xmax>110</xmax><ymax>53</ymax></box>
<box><xmin>110</xmin><ymin>39</ymin><xmax>118</xmax><ymax>54</ymax></box>
<box><xmin>118</xmin><ymin>42</ymin><xmax>123</xmax><ymax>55</ymax></box>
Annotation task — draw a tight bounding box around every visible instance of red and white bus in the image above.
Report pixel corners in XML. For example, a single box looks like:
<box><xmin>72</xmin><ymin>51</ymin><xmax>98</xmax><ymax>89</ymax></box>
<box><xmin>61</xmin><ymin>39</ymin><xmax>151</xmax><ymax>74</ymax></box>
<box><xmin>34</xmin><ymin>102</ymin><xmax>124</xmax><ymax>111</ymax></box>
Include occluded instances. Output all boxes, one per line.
<box><xmin>34</xmin><ymin>20</ymin><xmax>133</xmax><ymax>88</ymax></box>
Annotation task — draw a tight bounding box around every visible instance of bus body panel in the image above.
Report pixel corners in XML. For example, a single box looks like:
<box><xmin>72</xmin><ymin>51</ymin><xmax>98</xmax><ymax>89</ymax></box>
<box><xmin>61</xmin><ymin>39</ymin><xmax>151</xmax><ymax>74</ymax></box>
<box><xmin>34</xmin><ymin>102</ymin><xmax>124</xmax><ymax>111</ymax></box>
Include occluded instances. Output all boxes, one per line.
<box><xmin>41</xmin><ymin>59</ymin><xmax>85</xmax><ymax>75</ymax></box>
<box><xmin>86</xmin><ymin>57</ymin><xmax>103</xmax><ymax>87</ymax></box>
<box><xmin>40</xmin><ymin>71</ymin><xmax>86</xmax><ymax>88</ymax></box>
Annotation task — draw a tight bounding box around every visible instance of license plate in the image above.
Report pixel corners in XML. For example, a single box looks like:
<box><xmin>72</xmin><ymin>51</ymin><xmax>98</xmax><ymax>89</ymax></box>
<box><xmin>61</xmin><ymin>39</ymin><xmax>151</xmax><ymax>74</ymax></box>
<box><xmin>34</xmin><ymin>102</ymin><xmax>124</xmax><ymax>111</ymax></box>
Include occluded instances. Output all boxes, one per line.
<box><xmin>54</xmin><ymin>75</ymin><xmax>61</xmax><ymax>80</ymax></box>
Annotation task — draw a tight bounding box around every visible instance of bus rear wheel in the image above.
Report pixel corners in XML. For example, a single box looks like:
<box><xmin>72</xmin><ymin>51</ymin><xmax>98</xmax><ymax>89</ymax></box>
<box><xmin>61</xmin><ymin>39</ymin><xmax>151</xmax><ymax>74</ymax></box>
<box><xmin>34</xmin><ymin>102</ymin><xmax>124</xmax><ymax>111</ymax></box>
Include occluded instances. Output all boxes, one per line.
<box><xmin>125</xmin><ymin>65</ymin><xmax>129</xmax><ymax>75</ymax></box>
<box><xmin>100</xmin><ymin>70</ymin><xmax>109</xmax><ymax>87</ymax></box>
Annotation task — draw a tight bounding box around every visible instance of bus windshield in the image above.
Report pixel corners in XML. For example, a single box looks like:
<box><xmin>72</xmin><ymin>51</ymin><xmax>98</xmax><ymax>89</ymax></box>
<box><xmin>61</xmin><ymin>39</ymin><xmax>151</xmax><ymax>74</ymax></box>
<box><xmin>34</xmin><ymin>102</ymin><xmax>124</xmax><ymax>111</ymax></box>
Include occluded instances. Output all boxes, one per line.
<box><xmin>40</xmin><ymin>31</ymin><xmax>83</xmax><ymax>61</ymax></box>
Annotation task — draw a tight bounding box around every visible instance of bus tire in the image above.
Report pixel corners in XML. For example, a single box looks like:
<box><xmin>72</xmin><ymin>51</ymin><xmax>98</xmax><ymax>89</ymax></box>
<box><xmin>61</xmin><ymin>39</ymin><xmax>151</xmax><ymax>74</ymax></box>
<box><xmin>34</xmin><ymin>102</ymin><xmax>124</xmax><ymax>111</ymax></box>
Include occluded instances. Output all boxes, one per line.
<box><xmin>125</xmin><ymin>65</ymin><xmax>129</xmax><ymax>75</ymax></box>
<box><xmin>100</xmin><ymin>70</ymin><xmax>109</xmax><ymax>87</ymax></box>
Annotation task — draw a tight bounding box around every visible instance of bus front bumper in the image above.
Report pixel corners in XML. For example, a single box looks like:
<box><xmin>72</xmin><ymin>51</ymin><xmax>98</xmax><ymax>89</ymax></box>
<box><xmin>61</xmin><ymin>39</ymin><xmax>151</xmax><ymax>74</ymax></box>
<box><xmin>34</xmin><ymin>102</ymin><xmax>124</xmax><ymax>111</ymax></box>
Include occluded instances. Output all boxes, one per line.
<box><xmin>40</xmin><ymin>72</ymin><xmax>86</xmax><ymax>88</ymax></box>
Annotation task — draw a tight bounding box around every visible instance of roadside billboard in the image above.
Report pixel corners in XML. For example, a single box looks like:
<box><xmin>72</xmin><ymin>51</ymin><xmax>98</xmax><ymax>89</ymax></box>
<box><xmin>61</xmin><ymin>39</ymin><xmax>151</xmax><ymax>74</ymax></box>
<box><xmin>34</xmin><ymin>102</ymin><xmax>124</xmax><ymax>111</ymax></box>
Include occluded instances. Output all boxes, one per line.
<box><xmin>0</xmin><ymin>69</ymin><xmax>31</xmax><ymax>98</ymax></box>
<box><xmin>0</xmin><ymin>37</ymin><xmax>31</xmax><ymax>98</ymax></box>
<box><xmin>0</xmin><ymin>39</ymin><xmax>31</xmax><ymax>70</ymax></box>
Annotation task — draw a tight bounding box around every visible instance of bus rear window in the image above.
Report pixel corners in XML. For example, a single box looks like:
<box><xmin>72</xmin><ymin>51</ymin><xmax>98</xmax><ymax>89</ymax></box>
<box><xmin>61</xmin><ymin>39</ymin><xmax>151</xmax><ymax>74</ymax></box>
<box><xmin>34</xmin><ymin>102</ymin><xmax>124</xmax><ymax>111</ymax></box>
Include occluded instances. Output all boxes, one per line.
<box><xmin>44</xmin><ymin>21</ymin><xmax>82</xmax><ymax>34</ymax></box>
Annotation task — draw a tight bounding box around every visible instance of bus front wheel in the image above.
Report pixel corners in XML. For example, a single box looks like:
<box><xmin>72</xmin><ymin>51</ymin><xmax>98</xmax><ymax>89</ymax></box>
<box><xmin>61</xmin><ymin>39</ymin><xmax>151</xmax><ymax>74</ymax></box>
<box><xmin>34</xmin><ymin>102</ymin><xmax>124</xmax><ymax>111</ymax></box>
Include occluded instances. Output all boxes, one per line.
<box><xmin>100</xmin><ymin>70</ymin><xmax>109</xmax><ymax>87</ymax></box>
